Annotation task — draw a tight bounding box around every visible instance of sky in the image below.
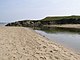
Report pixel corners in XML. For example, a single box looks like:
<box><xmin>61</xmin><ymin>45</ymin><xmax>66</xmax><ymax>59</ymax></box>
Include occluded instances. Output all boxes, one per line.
<box><xmin>0</xmin><ymin>0</ymin><xmax>80</xmax><ymax>22</ymax></box>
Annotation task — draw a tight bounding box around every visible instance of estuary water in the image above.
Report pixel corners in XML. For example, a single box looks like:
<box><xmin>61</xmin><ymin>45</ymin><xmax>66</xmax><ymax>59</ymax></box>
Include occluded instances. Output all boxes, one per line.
<box><xmin>34</xmin><ymin>27</ymin><xmax>80</xmax><ymax>54</ymax></box>
<box><xmin>0</xmin><ymin>23</ymin><xmax>6</xmax><ymax>26</ymax></box>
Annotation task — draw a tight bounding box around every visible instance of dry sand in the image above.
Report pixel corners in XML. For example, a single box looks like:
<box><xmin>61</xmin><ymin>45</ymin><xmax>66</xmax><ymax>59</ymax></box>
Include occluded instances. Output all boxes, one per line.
<box><xmin>45</xmin><ymin>24</ymin><xmax>80</xmax><ymax>29</ymax></box>
<box><xmin>0</xmin><ymin>27</ymin><xmax>80</xmax><ymax>60</ymax></box>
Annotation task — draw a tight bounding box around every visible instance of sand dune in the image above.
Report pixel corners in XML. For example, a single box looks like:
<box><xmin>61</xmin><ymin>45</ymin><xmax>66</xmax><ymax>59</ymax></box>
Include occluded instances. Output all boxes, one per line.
<box><xmin>0</xmin><ymin>27</ymin><xmax>80</xmax><ymax>60</ymax></box>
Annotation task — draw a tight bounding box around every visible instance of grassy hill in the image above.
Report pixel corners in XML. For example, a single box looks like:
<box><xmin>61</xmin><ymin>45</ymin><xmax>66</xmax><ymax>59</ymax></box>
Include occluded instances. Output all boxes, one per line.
<box><xmin>6</xmin><ymin>15</ymin><xmax>80</xmax><ymax>27</ymax></box>
<box><xmin>42</xmin><ymin>15</ymin><xmax>80</xmax><ymax>21</ymax></box>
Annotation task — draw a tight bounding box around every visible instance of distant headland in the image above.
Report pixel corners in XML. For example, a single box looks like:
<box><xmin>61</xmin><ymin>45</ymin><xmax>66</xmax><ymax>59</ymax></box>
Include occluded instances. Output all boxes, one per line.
<box><xmin>5</xmin><ymin>15</ymin><xmax>80</xmax><ymax>28</ymax></box>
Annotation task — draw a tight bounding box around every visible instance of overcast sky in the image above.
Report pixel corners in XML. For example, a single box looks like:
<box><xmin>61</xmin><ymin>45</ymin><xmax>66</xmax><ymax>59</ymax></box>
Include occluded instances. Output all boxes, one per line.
<box><xmin>0</xmin><ymin>0</ymin><xmax>80</xmax><ymax>22</ymax></box>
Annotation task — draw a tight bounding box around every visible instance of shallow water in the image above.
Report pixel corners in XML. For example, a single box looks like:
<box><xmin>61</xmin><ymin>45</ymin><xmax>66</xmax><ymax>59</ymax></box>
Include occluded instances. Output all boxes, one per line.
<box><xmin>34</xmin><ymin>27</ymin><xmax>80</xmax><ymax>53</ymax></box>
<box><xmin>0</xmin><ymin>23</ymin><xmax>6</xmax><ymax>26</ymax></box>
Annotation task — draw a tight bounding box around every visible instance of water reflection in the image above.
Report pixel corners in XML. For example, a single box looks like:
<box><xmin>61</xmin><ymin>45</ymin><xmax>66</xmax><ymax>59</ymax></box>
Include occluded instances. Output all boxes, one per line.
<box><xmin>33</xmin><ymin>26</ymin><xmax>80</xmax><ymax>54</ymax></box>
<box><xmin>33</xmin><ymin>26</ymin><xmax>80</xmax><ymax>34</ymax></box>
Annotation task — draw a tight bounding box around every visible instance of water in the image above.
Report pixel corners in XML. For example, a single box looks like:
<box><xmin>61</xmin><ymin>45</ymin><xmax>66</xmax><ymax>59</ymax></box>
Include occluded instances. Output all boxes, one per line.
<box><xmin>0</xmin><ymin>23</ymin><xmax>6</xmax><ymax>26</ymax></box>
<box><xmin>34</xmin><ymin>27</ymin><xmax>80</xmax><ymax>53</ymax></box>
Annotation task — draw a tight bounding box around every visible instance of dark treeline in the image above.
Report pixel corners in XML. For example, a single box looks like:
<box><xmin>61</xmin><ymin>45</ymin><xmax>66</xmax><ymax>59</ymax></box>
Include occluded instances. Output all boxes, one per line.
<box><xmin>6</xmin><ymin>16</ymin><xmax>80</xmax><ymax>27</ymax></box>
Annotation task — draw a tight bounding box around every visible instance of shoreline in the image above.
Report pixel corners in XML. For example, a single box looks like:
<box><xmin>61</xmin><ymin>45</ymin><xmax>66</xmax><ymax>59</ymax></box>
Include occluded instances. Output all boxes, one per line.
<box><xmin>35</xmin><ymin>30</ymin><xmax>80</xmax><ymax>55</ymax></box>
<box><xmin>0</xmin><ymin>26</ymin><xmax>80</xmax><ymax>60</ymax></box>
<box><xmin>44</xmin><ymin>24</ymin><xmax>80</xmax><ymax>29</ymax></box>
<box><xmin>35</xmin><ymin>30</ymin><xmax>80</xmax><ymax>54</ymax></box>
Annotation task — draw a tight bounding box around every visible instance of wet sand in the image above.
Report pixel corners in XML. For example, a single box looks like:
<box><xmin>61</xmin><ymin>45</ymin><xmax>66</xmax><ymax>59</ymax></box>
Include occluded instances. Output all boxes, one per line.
<box><xmin>0</xmin><ymin>27</ymin><xmax>80</xmax><ymax>60</ymax></box>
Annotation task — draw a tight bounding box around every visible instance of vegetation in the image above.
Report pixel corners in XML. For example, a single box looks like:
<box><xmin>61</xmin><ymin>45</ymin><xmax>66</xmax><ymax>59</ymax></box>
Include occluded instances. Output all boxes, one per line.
<box><xmin>33</xmin><ymin>26</ymin><xmax>80</xmax><ymax>34</ymax></box>
<box><xmin>6</xmin><ymin>15</ymin><xmax>80</xmax><ymax>27</ymax></box>
<box><xmin>42</xmin><ymin>15</ymin><xmax>80</xmax><ymax>21</ymax></box>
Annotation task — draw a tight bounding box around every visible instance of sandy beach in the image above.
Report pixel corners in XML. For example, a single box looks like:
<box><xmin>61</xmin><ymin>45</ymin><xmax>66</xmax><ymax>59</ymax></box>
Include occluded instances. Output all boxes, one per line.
<box><xmin>44</xmin><ymin>24</ymin><xmax>80</xmax><ymax>29</ymax></box>
<box><xmin>0</xmin><ymin>27</ymin><xmax>80</xmax><ymax>60</ymax></box>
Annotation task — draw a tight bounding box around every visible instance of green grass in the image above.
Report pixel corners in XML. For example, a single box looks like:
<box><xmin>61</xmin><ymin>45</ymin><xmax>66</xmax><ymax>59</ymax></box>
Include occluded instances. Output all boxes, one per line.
<box><xmin>42</xmin><ymin>15</ymin><xmax>80</xmax><ymax>21</ymax></box>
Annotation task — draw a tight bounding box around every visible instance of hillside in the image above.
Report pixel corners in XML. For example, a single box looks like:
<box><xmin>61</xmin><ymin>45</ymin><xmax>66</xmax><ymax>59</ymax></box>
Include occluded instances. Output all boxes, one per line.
<box><xmin>6</xmin><ymin>15</ymin><xmax>80</xmax><ymax>27</ymax></box>
<box><xmin>42</xmin><ymin>15</ymin><xmax>80</xmax><ymax>21</ymax></box>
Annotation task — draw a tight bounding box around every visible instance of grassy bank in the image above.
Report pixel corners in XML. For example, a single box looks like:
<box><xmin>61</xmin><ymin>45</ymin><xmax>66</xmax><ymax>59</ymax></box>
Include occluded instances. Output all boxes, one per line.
<box><xmin>5</xmin><ymin>15</ymin><xmax>80</xmax><ymax>27</ymax></box>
